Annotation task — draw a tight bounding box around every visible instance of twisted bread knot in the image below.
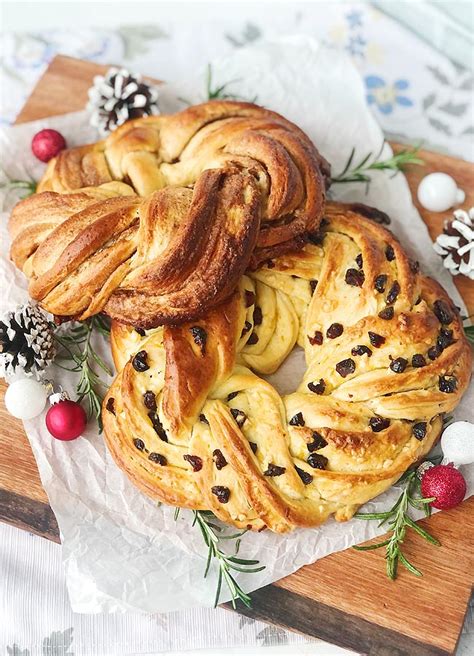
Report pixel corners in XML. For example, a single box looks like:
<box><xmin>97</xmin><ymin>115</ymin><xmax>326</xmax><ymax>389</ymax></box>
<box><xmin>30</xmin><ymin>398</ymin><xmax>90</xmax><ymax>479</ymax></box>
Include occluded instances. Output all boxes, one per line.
<box><xmin>103</xmin><ymin>203</ymin><xmax>472</xmax><ymax>533</ymax></box>
<box><xmin>9</xmin><ymin>101</ymin><xmax>329</xmax><ymax>327</ymax></box>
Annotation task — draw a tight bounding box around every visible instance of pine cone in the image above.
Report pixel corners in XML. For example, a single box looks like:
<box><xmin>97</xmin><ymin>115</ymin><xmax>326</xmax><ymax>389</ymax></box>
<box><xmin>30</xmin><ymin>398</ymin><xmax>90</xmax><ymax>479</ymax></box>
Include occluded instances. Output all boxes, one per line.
<box><xmin>87</xmin><ymin>67</ymin><xmax>160</xmax><ymax>137</ymax></box>
<box><xmin>0</xmin><ymin>303</ymin><xmax>55</xmax><ymax>378</ymax></box>
<box><xmin>433</xmin><ymin>207</ymin><xmax>474</xmax><ymax>280</ymax></box>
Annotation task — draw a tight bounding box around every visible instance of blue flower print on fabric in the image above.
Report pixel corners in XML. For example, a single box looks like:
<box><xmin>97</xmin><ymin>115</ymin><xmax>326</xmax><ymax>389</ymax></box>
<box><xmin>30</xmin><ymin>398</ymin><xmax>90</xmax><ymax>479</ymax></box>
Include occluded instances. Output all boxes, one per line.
<box><xmin>346</xmin><ymin>10</ymin><xmax>363</xmax><ymax>29</ymax></box>
<box><xmin>365</xmin><ymin>76</ymin><xmax>414</xmax><ymax>114</ymax></box>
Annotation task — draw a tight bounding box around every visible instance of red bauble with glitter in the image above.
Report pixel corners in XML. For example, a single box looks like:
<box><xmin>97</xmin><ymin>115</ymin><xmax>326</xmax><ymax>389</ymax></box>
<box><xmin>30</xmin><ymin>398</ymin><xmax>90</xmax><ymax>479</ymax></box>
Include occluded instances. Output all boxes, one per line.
<box><xmin>45</xmin><ymin>399</ymin><xmax>87</xmax><ymax>441</ymax></box>
<box><xmin>31</xmin><ymin>129</ymin><xmax>66</xmax><ymax>162</ymax></box>
<box><xmin>421</xmin><ymin>464</ymin><xmax>467</xmax><ymax>510</ymax></box>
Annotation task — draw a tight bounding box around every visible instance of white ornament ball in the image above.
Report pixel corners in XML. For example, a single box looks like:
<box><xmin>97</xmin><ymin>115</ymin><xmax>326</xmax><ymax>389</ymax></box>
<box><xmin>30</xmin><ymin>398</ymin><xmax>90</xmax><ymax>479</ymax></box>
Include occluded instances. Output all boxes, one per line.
<box><xmin>4</xmin><ymin>378</ymin><xmax>48</xmax><ymax>420</ymax></box>
<box><xmin>441</xmin><ymin>421</ymin><xmax>474</xmax><ymax>466</ymax></box>
<box><xmin>417</xmin><ymin>173</ymin><xmax>465</xmax><ymax>212</ymax></box>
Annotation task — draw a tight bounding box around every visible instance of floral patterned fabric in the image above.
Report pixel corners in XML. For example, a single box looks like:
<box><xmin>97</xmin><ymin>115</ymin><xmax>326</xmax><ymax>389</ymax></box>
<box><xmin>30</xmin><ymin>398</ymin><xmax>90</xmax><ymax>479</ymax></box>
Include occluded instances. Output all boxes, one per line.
<box><xmin>1</xmin><ymin>4</ymin><xmax>473</xmax><ymax>159</ymax></box>
<box><xmin>1</xmin><ymin>3</ymin><xmax>473</xmax><ymax>655</ymax></box>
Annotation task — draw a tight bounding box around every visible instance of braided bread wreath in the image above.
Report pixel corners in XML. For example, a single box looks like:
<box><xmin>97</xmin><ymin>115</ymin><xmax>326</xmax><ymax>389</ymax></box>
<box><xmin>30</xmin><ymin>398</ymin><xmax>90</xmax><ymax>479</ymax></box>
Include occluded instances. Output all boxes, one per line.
<box><xmin>9</xmin><ymin>101</ymin><xmax>471</xmax><ymax>533</ymax></box>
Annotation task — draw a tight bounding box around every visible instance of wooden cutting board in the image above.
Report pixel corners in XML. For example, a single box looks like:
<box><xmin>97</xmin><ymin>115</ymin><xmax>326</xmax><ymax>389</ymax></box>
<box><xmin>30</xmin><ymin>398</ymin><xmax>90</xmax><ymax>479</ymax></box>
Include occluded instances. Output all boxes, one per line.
<box><xmin>1</xmin><ymin>54</ymin><xmax>473</xmax><ymax>656</ymax></box>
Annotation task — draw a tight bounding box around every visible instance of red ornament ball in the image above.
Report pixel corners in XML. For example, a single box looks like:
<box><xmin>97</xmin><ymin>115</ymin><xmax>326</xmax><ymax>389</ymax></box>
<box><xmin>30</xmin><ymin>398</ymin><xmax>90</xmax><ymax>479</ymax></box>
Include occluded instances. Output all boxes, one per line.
<box><xmin>45</xmin><ymin>400</ymin><xmax>87</xmax><ymax>441</ymax></box>
<box><xmin>31</xmin><ymin>129</ymin><xmax>66</xmax><ymax>162</ymax></box>
<box><xmin>421</xmin><ymin>464</ymin><xmax>467</xmax><ymax>510</ymax></box>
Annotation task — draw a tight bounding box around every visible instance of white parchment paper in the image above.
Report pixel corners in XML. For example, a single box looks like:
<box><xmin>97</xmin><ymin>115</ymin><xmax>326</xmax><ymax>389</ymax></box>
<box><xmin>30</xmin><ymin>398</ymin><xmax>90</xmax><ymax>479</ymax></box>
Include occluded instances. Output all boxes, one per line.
<box><xmin>1</xmin><ymin>37</ymin><xmax>472</xmax><ymax>613</ymax></box>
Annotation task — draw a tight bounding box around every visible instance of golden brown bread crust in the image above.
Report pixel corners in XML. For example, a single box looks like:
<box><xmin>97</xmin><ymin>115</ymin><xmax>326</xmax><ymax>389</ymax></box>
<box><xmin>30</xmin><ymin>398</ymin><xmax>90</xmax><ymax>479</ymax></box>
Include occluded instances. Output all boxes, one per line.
<box><xmin>9</xmin><ymin>101</ymin><xmax>330</xmax><ymax>327</ymax></box>
<box><xmin>103</xmin><ymin>203</ymin><xmax>472</xmax><ymax>533</ymax></box>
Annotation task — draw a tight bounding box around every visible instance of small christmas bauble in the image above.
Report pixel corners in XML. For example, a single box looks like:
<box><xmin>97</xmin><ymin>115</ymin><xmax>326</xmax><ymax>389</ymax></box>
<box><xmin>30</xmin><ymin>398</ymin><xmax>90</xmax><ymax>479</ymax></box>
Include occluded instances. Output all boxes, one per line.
<box><xmin>421</xmin><ymin>463</ymin><xmax>467</xmax><ymax>510</ymax></box>
<box><xmin>4</xmin><ymin>378</ymin><xmax>48</xmax><ymax>419</ymax></box>
<box><xmin>417</xmin><ymin>173</ymin><xmax>465</xmax><ymax>212</ymax></box>
<box><xmin>433</xmin><ymin>207</ymin><xmax>474</xmax><ymax>280</ymax></box>
<box><xmin>45</xmin><ymin>399</ymin><xmax>87</xmax><ymax>440</ymax></box>
<box><xmin>441</xmin><ymin>421</ymin><xmax>474</xmax><ymax>466</ymax></box>
<box><xmin>31</xmin><ymin>129</ymin><xmax>66</xmax><ymax>163</ymax></box>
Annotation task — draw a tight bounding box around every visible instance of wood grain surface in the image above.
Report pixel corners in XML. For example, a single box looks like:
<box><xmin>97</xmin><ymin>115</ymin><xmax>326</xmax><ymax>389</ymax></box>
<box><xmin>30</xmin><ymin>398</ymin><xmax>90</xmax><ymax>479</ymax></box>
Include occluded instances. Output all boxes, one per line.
<box><xmin>2</xmin><ymin>55</ymin><xmax>473</xmax><ymax>656</ymax></box>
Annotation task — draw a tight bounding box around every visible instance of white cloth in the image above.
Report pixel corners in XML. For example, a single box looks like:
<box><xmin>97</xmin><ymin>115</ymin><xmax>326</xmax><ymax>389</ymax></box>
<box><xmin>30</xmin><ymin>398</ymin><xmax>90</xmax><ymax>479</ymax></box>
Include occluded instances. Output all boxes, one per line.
<box><xmin>1</xmin><ymin>523</ymin><xmax>343</xmax><ymax>655</ymax></box>
<box><xmin>1</xmin><ymin>522</ymin><xmax>472</xmax><ymax>654</ymax></box>
<box><xmin>2</xmin><ymin>2</ymin><xmax>473</xmax><ymax>160</ymax></box>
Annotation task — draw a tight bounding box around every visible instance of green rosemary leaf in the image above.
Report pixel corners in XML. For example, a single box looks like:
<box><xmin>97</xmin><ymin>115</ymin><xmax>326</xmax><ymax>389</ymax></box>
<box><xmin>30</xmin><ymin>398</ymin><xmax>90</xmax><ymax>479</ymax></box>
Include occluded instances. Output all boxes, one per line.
<box><xmin>386</xmin><ymin>490</ymin><xmax>407</xmax><ymax>515</ymax></box>
<box><xmin>226</xmin><ymin>556</ymin><xmax>260</xmax><ymax>565</ymax></box>
<box><xmin>354</xmin><ymin>510</ymin><xmax>392</xmax><ymax>520</ymax></box>
<box><xmin>408</xmin><ymin>496</ymin><xmax>435</xmax><ymax>510</ymax></box>
<box><xmin>54</xmin><ymin>336</ymin><xmax>79</xmax><ymax>359</ymax></box>
<box><xmin>338</xmin><ymin>147</ymin><xmax>355</xmax><ymax>177</ymax></box>
<box><xmin>94</xmin><ymin>314</ymin><xmax>111</xmax><ymax>336</ymax></box>
<box><xmin>89</xmin><ymin>349</ymin><xmax>113</xmax><ymax>376</ymax></box>
<box><xmin>354</xmin><ymin>151</ymin><xmax>373</xmax><ymax>171</ymax></box>
<box><xmin>206</xmin><ymin>63</ymin><xmax>240</xmax><ymax>100</ymax></box>
<box><xmin>177</xmin><ymin>95</ymin><xmax>192</xmax><ymax>107</ymax></box>
<box><xmin>70</xmin><ymin>324</ymin><xmax>88</xmax><ymax>333</ymax></box>
<box><xmin>214</xmin><ymin>566</ymin><xmax>223</xmax><ymax>608</ymax></box>
<box><xmin>218</xmin><ymin>529</ymin><xmax>248</xmax><ymax>540</ymax></box>
<box><xmin>174</xmin><ymin>507</ymin><xmax>181</xmax><ymax>521</ymax></box>
<box><xmin>397</xmin><ymin>469</ymin><xmax>416</xmax><ymax>484</ymax></box>
<box><xmin>353</xmin><ymin>539</ymin><xmax>391</xmax><ymax>551</ymax></box>
<box><xmin>226</xmin><ymin>563</ymin><xmax>266</xmax><ymax>574</ymax></box>
<box><xmin>443</xmin><ymin>415</ymin><xmax>454</xmax><ymax>428</ymax></box>
<box><xmin>205</xmin><ymin>63</ymin><xmax>257</xmax><ymax>103</ymax></box>
<box><xmin>236</xmin><ymin>590</ymin><xmax>253</xmax><ymax>609</ymax></box>
<box><xmin>221</xmin><ymin>570</ymin><xmax>239</xmax><ymax>610</ymax></box>
<box><xmin>204</xmin><ymin>540</ymin><xmax>213</xmax><ymax>579</ymax></box>
<box><xmin>398</xmin><ymin>552</ymin><xmax>423</xmax><ymax>577</ymax></box>
<box><xmin>386</xmin><ymin>552</ymin><xmax>398</xmax><ymax>580</ymax></box>
<box><xmin>1</xmin><ymin>177</ymin><xmax>37</xmax><ymax>199</ymax></box>
<box><xmin>404</xmin><ymin>515</ymin><xmax>441</xmax><ymax>546</ymax></box>
<box><xmin>332</xmin><ymin>173</ymin><xmax>371</xmax><ymax>184</ymax></box>
<box><xmin>194</xmin><ymin>513</ymin><xmax>211</xmax><ymax>547</ymax></box>
<box><xmin>464</xmin><ymin>325</ymin><xmax>474</xmax><ymax>345</ymax></box>
<box><xmin>206</xmin><ymin>529</ymin><xmax>220</xmax><ymax>544</ymax></box>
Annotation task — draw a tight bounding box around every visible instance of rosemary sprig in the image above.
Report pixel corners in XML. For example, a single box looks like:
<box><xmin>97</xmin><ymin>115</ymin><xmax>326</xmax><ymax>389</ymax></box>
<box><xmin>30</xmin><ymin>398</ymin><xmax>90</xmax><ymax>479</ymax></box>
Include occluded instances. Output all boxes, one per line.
<box><xmin>463</xmin><ymin>324</ymin><xmax>474</xmax><ymax>347</ymax></box>
<box><xmin>54</xmin><ymin>315</ymin><xmax>112</xmax><ymax>431</ymax></box>
<box><xmin>461</xmin><ymin>315</ymin><xmax>474</xmax><ymax>349</ymax></box>
<box><xmin>442</xmin><ymin>410</ymin><xmax>457</xmax><ymax>431</ymax></box>
<box><xmin>206</xmin><ymin>63</ymin><xmax>242</xmax><ymax>101</ymax></box>
<box><xmin>205</xmin><ymin>63</ymin><xmax>257</xmax><ymax>103</ymax></box>
<box><xmin>332</xmin><ymin>142</ymin><xmax>424</xmax><ymax>190</ymax></box>
<box><xmin>353</xmin><ymin>470</ymin><xmax>440</xmax><ymax>580</ymax></box>
<box><xmin>0</xmin><ymin>177</ymin><xmax>37</xmax><ymax>198</ymax></box>
<box><xmin>189</xmin><ymin>509</ymin><xmax>264</xmax><ymax>608</ymax></box>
